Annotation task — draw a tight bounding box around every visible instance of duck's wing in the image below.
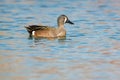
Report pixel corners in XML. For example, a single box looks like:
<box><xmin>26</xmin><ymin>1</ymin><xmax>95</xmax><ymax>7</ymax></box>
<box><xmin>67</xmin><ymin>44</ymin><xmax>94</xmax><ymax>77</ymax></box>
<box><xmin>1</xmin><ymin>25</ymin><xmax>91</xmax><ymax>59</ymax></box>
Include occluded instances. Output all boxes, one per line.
<box><xmin>25</xmin><ymin>25</ymin><xmax>50</xmax><ymax>34</ymax></box>
<box><xmin>25</xmin><ymin>25</ymin><xmax>49</xmax><ymax>31</ymax></box>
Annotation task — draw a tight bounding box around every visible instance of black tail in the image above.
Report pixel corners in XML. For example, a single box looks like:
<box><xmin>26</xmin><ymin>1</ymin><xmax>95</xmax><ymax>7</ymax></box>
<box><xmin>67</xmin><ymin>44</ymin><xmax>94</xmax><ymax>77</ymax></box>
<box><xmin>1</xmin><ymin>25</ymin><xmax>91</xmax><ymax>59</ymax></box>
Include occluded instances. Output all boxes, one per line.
<box><xmin>25</xmin><ymin>25</ymin><xmax>48</xmax><ymax>37</ymax></box>
<box><xmin>25</xmin><ymin>26</ymin><xmax>33</xmax><ymax>38</ymax></box>
<box><xmin>25</xmin><ymin>26</ymin><xmax>33</xmax><ymax>35</ymax></box>
<box><xmin>25</xmin><ymin>25</ymin><xmax>42</xmax><ymax>36</ymax></box>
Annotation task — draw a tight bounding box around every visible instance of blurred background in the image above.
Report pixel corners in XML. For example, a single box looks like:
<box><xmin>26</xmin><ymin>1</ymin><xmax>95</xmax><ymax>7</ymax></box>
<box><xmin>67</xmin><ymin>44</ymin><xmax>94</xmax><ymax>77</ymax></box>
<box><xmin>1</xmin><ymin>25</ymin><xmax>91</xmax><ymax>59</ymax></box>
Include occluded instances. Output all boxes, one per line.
<box><xmin>0</xmin><ymin>0</ymin><xmax>120</xmax><ymax>80</ymax></box>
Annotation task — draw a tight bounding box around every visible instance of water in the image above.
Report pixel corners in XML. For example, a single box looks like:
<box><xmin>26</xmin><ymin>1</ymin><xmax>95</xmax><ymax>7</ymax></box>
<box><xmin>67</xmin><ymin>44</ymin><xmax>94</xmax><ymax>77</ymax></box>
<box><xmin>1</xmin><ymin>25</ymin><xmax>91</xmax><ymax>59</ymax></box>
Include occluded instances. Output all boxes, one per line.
<box><xmin>0</xmin><ymin>0</ymin><xmax>120</xmax><ymax>80</ymax></box>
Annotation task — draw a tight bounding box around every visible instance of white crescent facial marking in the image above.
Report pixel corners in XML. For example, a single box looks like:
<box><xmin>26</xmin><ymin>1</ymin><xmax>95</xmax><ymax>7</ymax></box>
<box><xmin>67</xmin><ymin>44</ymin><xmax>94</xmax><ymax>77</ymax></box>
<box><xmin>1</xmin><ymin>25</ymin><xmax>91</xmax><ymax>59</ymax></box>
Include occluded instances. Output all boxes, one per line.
<box><xmin>64</xmin><ymin>17</ymin><xmax>67</xmax><ymax>23</ymax></box>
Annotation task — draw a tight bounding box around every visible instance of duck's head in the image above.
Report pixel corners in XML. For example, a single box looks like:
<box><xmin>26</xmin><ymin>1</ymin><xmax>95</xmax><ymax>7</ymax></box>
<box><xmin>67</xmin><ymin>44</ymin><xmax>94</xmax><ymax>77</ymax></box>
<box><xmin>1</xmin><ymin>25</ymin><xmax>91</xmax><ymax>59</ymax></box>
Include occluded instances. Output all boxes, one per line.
<box><xmin>57</xmin><ymin>15</ymin><xmax>74</xmax><ymax>26</ymax></box>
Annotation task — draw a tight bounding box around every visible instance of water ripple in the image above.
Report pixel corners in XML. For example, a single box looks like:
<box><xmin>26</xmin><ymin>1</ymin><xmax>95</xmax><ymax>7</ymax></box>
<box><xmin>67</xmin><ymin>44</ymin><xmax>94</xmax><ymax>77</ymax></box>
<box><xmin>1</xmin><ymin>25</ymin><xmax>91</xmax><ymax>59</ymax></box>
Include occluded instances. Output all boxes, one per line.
<box><xmin>0</xmin><ymin>0</ymin><xmax>120</xmax><ymax>80</ymax></box>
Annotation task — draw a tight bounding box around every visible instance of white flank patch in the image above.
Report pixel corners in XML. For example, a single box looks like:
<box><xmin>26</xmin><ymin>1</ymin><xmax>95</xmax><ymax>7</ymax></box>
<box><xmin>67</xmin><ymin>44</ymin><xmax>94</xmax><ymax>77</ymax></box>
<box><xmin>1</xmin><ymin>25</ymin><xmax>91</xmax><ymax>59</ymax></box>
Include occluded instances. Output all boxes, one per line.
<box><xmin>32</xmin><ymin>31</ymin><xmax>35</xmax><ymax>36</ymax></box>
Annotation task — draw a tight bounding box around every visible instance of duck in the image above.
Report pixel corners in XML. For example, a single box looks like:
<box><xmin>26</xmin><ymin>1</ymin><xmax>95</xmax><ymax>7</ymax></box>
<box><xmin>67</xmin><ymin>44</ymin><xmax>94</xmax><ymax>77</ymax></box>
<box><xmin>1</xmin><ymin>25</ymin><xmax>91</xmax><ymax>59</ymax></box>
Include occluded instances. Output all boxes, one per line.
<box><xmin>25</xmin><ymin>15</ymin><xmax>74</xmax><ymax>38</ymax></box>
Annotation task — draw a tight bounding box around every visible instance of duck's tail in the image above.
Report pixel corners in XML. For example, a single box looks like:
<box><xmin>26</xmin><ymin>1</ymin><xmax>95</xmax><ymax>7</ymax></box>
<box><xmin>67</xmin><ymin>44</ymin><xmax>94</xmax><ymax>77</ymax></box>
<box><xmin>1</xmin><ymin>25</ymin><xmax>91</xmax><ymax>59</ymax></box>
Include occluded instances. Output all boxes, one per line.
<box><xmin>25</xmin><ymin>25</ymin><xmax>33</xmax><ymax>35</ymax></box>
<box><xmin>25</xmin><ymin>25</ymin><xmax>48</xmax><ymax>37</ymax></box>
<box><xmin>25</xmin><ymin>25</ymin><xmax>41</xmax><ymax>36</ymax></box>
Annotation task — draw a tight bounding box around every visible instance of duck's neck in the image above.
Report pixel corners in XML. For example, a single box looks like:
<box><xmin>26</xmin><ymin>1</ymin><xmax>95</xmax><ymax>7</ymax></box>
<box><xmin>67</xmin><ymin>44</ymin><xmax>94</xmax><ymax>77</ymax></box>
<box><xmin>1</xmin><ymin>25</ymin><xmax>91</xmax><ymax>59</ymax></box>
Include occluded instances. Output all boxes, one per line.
<box><xmin>57</xmin><ymin>23</ymin><xmax>65</xmax><ymax>32</ymax></box>
<box><xmin>57</xmin><ymin>24</ymin><xmax>66</xmax><ymax>37</ymax></box>
<box><xmin>58</xmin><ymin>23</ymin><xmax>65</xmax><ymax>29</ymax></box>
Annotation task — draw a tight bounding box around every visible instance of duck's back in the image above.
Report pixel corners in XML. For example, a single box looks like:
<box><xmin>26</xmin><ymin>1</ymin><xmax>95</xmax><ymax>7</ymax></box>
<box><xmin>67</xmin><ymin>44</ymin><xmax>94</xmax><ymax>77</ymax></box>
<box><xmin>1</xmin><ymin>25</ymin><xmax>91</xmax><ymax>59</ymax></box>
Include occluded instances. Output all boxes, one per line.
<box><xmin>25</xmin><ymin>25</ymin><xmax>57</xmax><ymax>37</ymax></box>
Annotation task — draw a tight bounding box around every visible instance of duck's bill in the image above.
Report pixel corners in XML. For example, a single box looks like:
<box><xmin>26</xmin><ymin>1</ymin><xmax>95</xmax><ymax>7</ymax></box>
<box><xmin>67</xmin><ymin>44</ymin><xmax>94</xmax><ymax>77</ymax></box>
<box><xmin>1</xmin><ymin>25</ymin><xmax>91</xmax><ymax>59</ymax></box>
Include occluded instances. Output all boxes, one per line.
<box><xmin>66</xmin><ymin>19</ymin><xmax>74</xmax><ymax>25</ymax></box>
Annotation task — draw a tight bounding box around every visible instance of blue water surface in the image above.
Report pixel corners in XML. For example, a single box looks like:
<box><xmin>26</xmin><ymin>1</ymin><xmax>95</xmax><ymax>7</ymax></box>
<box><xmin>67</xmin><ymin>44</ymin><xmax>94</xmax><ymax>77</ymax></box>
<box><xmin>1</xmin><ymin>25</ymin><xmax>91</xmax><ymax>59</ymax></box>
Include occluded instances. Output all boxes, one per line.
<box><xmin>0</xmin><ymin>0</ymin><xmax>120</xmax><ymax>80</ymax></box>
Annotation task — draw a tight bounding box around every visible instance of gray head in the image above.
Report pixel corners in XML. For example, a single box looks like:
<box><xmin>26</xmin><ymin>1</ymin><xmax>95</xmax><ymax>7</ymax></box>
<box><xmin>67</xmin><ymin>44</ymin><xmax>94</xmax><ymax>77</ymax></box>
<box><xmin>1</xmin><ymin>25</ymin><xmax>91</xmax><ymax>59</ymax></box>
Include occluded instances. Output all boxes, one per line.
<box><xmin>57</xmin><ymin>15</ymin><xmax>74</xmax><ymax>26</ymax></box>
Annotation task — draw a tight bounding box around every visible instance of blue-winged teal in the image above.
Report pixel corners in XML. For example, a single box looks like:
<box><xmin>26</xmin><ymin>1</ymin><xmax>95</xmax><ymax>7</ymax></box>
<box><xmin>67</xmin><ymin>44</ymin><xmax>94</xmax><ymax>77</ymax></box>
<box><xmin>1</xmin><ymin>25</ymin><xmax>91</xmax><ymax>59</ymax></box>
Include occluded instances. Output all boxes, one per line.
<box><xmin>25</xmin><ymin>15</ymin><xmax>74</xmax><ymax>38</ymax></box>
